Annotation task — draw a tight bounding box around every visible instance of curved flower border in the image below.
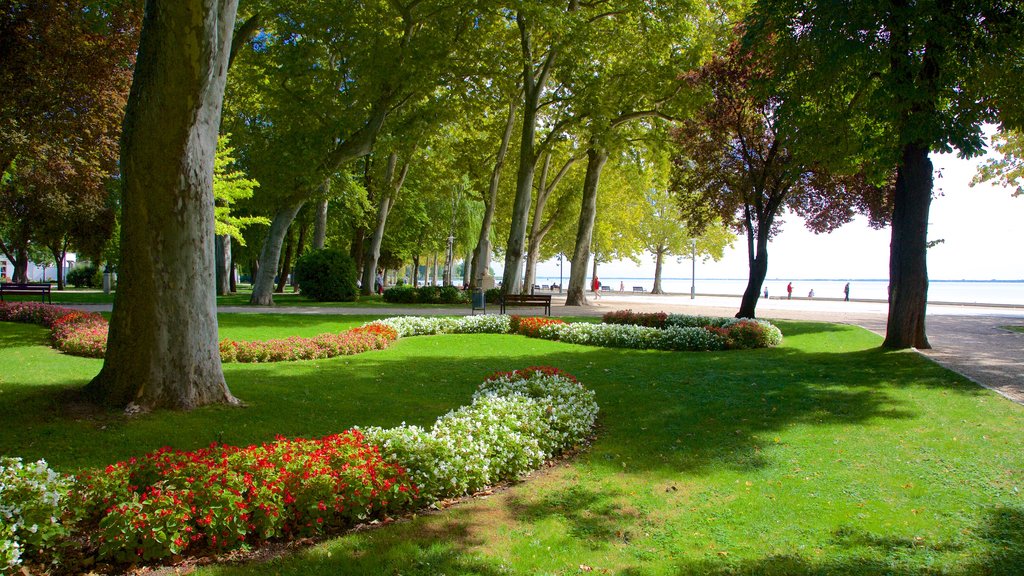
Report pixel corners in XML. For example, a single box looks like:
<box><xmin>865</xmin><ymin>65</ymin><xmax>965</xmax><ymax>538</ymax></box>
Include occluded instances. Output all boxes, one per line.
<box><xmin>2</xmin><ymin>366</ymin><xmax>597</xmax><ymax>569</ymax></box>
<box><xmin>0</xmin><ymin>302</ymin><xmax>781</xmax><ymax>364</ymax></box>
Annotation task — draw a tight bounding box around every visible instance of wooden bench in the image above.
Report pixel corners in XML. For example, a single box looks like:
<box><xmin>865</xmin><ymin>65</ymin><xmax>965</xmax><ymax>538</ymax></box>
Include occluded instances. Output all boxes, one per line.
<box><xmin>0</xmin><ymin>282</ymin><xmax>52</xmax><ymax>303</ymax></box>
<box><xmin>632</xmin><ymin>286</ymin><xmax>645</xmax><ymax>293</ymax></box>
<box><xmin>499</xmin><ymin>293</ymin><xmax>552</xmax><ymax>316</ymax></box>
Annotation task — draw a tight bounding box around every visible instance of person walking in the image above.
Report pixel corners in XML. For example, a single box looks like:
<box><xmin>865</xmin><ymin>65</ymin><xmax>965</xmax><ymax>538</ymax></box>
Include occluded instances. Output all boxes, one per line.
<box><xmin>591</xmin><ymin>275</ymin><xmax>601</xmax><ymax>299</ymax></box>
<box><xmin>844</xmin><ymin>282</ymin><xmax>850</xmax><ymax>301</ymax></box>
<box><xmin>786</xmin><ymin>282</ymin><xmax>793</xmax><ymax>299</ymax></box>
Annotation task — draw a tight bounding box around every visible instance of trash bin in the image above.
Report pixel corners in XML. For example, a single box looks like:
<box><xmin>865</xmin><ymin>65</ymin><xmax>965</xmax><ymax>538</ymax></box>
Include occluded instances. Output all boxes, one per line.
<box><xmin>471</xmin><ymin>289</ymin><xmax>486</xmax><ymax>315</ymax></box>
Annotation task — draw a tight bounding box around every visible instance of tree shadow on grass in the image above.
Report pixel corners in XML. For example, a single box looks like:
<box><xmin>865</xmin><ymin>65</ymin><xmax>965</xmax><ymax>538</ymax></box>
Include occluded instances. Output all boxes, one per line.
<box><xmin>663</xmin><ymin>506</ymin><xmax>1024</xmax><ymax>576</ymax></box>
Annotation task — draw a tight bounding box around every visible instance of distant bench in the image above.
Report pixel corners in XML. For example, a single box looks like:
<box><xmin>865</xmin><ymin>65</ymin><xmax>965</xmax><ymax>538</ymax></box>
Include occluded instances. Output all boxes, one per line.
<box><xmin>499</xmin><ymin>293</ymin><xmax>552</xmax><ymax>316</ymax></box>
<box><xmin>632</xmin><ymin>286</ymin><xmax>644</xmax><ymax>293</ymax></box>
<box><xmin>0</xmin><ymin>282</ymin><xmax>52</xmax><ymax>303</ymax></box>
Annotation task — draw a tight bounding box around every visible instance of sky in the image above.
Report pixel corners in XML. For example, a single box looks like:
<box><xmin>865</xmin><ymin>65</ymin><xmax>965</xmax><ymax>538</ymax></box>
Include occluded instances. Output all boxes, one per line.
<box><xmin>525</xmin><ymin>142</ymin><xmax>1022</xmax><ymax>282</ymax></box>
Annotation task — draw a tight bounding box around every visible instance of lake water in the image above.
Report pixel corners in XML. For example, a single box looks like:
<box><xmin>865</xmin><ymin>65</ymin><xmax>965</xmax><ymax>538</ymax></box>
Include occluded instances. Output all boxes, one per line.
<box><xmin>533</xmin><ymin>277</ymin><xmax>1024</xmax><ymax>306</ymax></box>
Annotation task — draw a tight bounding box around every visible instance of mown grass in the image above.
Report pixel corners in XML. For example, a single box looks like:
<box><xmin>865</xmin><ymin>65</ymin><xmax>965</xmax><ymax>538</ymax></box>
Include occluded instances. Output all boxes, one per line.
<box><xmin>1002</xmin><ymin>325</ymin><xmax>1024</xmax><ymax>334</ymax></box>
<box><xmin>1</xmin><ymin>315</ymin><xmax>1021</xmax><ymax>575</ymax></box>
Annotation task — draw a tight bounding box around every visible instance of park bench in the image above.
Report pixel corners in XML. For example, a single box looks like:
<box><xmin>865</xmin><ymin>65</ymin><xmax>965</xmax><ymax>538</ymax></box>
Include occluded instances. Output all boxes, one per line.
<box><xmin>632</xmin><ymin>286</ymin><xmax>644</xmax><ymax>293</ymax></box>
<box><xmin>0</xmin><ymin>282</ymin><xmax>52</xmax><ymax>303</ymax></box>
<box><xmin>499</xmin><ymin>293</ymin><xmax>552</xmax><ymax>316</ymax></box>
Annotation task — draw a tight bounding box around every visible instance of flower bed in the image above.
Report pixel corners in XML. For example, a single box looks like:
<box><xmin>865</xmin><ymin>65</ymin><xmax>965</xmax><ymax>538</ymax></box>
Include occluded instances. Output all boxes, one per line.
<box><xmin>362</xmin><ymin>366</ymin><xmax>598</xmax><ymax>502</ymax></box>
<box><xmin>0</xmin><ymin>302</ymin><xmax>398</xmax><ymax>364</ymax></box>
<box><xmin>1</xmin><ymin>367</ymin><xmax>598</xmax><ymax>570</ymax></box>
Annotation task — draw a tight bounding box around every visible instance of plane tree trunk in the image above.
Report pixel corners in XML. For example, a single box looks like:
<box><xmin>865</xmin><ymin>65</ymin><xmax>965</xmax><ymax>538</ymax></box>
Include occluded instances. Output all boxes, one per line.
<box><xmin>85</xmin><ymin>0</ymin><xmax>240</xmax><ymax>411</ymax></box>
<box><xmin>565</xmin><ymin>147</ymin><xmax>608</xmax><ymax>306</ymax></box>
<box><xmin>472</xmin><ymin>101</ymin><xmax>517</xmax><ymax>288</ymax></box>
<box><xmin>250</xmin><ymin>202</ymin><xmax>303</xmax><ymax>305</ymax></box>
<box><xmin>361</xmin><ymin>153</ymin><xmax>409</xmax><ymax>295</ymax></box>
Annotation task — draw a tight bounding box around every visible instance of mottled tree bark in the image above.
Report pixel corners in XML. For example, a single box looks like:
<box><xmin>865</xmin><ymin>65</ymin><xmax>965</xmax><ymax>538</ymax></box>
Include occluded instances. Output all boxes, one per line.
<box><xmin>313</xmin><ymin>196</ymin><xmax>329</xmax><ymax>250</ymax></box>
<box><xmin>85</xmin><ymin>0</ymin><xmax>239</xmax><ymax>411</ymax></box>
<box><xmin>250</xmin><ymin>202</ymin><xmax>303</xmax><ymax>305</ymax></box>
<box><xmin>565</xmin><ymin>147</ymin><xmax>608</xmax><ymax>306</ymax></box>
<box><xmin>883</xmin><ymin>144</ymin><xmax>932</xmax><ymax>349</ymax></box>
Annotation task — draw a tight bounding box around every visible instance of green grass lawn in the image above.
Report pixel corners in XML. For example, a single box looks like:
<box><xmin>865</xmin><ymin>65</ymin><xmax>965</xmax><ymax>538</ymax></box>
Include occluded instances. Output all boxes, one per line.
<box><xmin>1003</xmin><ymin>325</ymin><xmax>1024</xmax><ymax>334</ymax></box>
<box><xmin>1</xmin><ymin>315</ymin><xmax>1021</xmax><ymax>575</ymax></box>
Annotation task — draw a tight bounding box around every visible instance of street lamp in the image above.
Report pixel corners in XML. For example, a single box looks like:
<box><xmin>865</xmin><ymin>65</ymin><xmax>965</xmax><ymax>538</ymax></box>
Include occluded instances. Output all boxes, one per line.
<box><xmin>558</xmin><ymin>253</ymin><xmax>563</xmax><ymax>294</ymax></box>
<box><xmin>690</xmin><ymin>238</ymin><xmax>696</xmax><ymax>300</ymax></box>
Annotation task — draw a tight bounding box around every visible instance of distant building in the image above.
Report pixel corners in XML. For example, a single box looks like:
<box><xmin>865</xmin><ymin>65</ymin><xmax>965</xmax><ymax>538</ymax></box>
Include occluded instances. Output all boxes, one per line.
<box><xmin>0</xmin><ymin>253</ymin><xmax>78</xmax><ymax>282</ymax></box>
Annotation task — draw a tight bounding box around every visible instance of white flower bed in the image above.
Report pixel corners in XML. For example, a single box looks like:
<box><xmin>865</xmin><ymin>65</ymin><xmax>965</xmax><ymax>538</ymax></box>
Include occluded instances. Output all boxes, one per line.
<box><xmin>0</xmin><ymin>457</ymin><xmax>73</xmax><ymax>571</ymax></box>
<box><xmin>365</xmin><ymin>313</ymin><xmax>782</xmax><ymax>352</ymax></box>
<box><xmin>363</xmin><ymin>368</ymin><xmax>598</xmax><ymax>503</ymax></box>
<box><xmin>369</xmin><ymin>314</ymin><xmax>511</xmax><ymax>337</ymax></box>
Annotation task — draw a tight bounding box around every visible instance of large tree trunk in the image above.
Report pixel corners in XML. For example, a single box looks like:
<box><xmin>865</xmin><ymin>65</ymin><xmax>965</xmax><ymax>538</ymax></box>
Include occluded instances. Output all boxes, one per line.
<box><xmin>883</xmin><ymin>144</ymin><xmax>932</xmax><ymax>349</ymax></box>
<box><xmin>250</xmin><ymin>202</ymin><xmax>303</xmax><ymax>305</ymax></box>
<box><xmin>411</xmin><ymin>254</ymin><xmax>420</xmax><ymax>286</ymax></box>
<box><xmin>313</xmin><ymin>196</ymin><xmax>329</xmax><ymax>249</ymax></box>
<box><xmin>737</xmin><ymin>209</ymin><xmax>770</xmax><ymax>319</ymax></box>
<box><xmin>229</xmin><ymin>257</ymin><xmax>237</xmax><ymax>293</ymax></box>
<box><xmin>215</xmin><ymin>234</ymin><xmax>231</xmax><ymax>296</ymax></box>
<box><xmin>565</xmin><ymin>148</ymin><xmax>608</xmax><ymax>306</ymax></box>
<box><xmin>651</xmin><ymin>248</ymin><xmax>666</xmax><ymax>294</ymax></box>
<box><xmin>361</xmin><ymin>153</ymin><xmax>408</xmax><ymax>295</ymax></box>
<box><xmin>472</xmin><ymin>101</ymin><xmax>517</xmax><ymax>288</ymax></box>
<box><xmin>85</xmin><ymin>0</ymin><xmax>239</xmax><ymax>411</ymax></box>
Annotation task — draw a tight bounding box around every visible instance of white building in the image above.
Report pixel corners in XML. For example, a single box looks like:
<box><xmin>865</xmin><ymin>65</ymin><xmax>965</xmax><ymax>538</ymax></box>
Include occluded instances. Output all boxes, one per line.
<box><xmin>0</xmin><ymin>253</ymin><xmax>77</xmax><ymax>283</ymax></box>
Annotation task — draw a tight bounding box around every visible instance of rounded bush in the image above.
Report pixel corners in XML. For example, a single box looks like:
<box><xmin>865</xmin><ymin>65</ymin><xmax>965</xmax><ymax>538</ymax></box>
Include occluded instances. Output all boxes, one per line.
<box><xmin>292</xmin><ymin>249</ymin><xmax>358</xmax><ymax>302</ymax></box>
<box><xmin>417</xmin><ymin>285</ymin><xmax>442</xmax><ymax>303</ymax></box>
<box><xmin>484</xmin><ymin>288</ymin><xmax>502</xmax><ymax>304</ymax></box>
<box><xmin>383</xmin><ymin>285</ymin><xmax>417</xmax><ymax>303</ymax></box>
<box><xmin>439</xmin><ymin>285</ymin><xmax>467</xmax><ymax>304</ymax></box>
<box><xmin>66</xmin><ymin>264</ymin><xmax>100</xmax><ymax>288</ymax></box>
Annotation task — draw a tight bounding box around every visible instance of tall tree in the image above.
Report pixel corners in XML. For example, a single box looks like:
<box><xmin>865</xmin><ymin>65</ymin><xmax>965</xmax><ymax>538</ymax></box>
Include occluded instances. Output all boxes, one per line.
<box><xmin>635</xmin><ymin>187</ymin><xmax>733</xmax><ymax>294</ymax></box>
<box><xmin>746</xmin><ymin>0</ymin><xmax>1024</xmax><ymax>347</ymax></box>
<box><xmin>213</xmin><ymin>135</ymin><xmax>265</xmax><ymax>295</ymax></box>
<box><xmin>85</xmin><ymin>0</ymin><xmax>240</xmax><ymax>411</ymax></box>
<box><xmin>0</xmin><ymin>0</ymin><xmax>139</xmax><ymax>285</ymax></box>
<box><xmin>672</xmin><ymin>48</ymin><xmax>888</xmax><ymax>318</ymax></box>
<box><xmin>224</xmin><ymin>0</ymin><xmax>479</xmax><ymax>305</ymax></box>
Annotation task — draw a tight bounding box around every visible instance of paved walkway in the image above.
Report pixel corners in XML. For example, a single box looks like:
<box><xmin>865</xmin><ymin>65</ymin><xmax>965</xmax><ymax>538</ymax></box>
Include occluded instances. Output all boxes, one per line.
<box><xmin>78</xmin><ymin>292</ymin><xmax>1024</xmax><ymax>405</ymax></box>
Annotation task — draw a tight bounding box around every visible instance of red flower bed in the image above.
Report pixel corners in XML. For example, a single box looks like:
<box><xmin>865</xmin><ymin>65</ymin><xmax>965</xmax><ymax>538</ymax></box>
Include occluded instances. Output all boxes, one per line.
<box><xmin>75</xmin><ymin>430</ymin><xmax>417</xmax><ymax>562</ymax></box>
<box><xmin>509</xmin><ymin>315</ymin><xmax>565</xmax><ymax>338</ymax></box>
<box><xmin>219</xmin><ymin>324</ymin><xmax>398</xmax><ymax>363</ymax></box>
<box><xmin>485</xmin><ymin>365</ymin><xmax>579</xmax><ymax>384</ymax></box>
<box><xmin>1</xmin><ymin>302</ymin><xmax>398</xmax><ymax>363</ymax></box>
<box><xmin>601</xmin><ymin>309</ymin><xmax>668</xmax><ymax>328</ymax></box>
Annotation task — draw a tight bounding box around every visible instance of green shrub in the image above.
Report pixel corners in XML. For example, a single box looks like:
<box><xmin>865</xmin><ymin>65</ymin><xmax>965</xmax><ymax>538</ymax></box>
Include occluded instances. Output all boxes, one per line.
<box><xmin>383</xmin><ymin>285</ymin><xmax>418</xmax><ymax>303</ymax></box>
<box><xmin>439</xmin><ymin>285</ymin><xmax>467</xmax><ymax>304</ymax></box>
<box><xmin>292</xmin><ymin>249</ymin><xmax>358</xmax><ymax>302</ymax></box>
<box><xmin>416</xmin><ymin>285</ymin><xmax>442</xmax><ymax>304</ymax></box>
<box><xmin>66</xmin><ymin>264</ymin><xmax>100</xmax><ymax>288</ymax></box>
<box><xmin>484</xmin><ymin>288</ymin><xmax>502</xmax><ymax>304</ymax></box>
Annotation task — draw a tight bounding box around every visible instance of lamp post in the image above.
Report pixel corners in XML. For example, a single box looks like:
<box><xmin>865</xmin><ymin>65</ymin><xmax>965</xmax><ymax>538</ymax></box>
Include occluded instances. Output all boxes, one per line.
<box><xmin>690</xmin><ymin>238</ymin><xmax>696</xmax><ymax>300</ymax></box>
<box><xmin>558</xmin><ymin>253</ymin><xmax>563</xmax><ymax>293</ymax></box>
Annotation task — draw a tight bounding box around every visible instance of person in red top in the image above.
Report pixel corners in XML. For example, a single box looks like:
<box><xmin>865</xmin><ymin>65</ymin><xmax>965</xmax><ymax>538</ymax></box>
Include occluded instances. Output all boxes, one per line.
<box><xmin>591</xmin><ymin>275</ymin><xmax>601</xmax><ymax>299</ymax></box>
<box><xmin>786</xmin><ymin>282</ymin><xmax>793</xmax><ymax>299</ymax></box>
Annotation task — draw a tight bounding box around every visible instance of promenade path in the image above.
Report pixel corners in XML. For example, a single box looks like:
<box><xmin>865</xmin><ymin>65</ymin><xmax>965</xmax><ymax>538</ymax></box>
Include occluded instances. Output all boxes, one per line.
<box><xmin>77</xmin><ymin>292</ymin><xmax>1024</xmax><ymax>405</ymax></box>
